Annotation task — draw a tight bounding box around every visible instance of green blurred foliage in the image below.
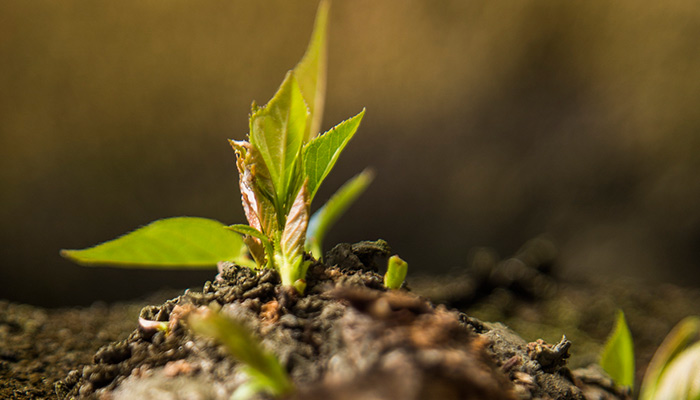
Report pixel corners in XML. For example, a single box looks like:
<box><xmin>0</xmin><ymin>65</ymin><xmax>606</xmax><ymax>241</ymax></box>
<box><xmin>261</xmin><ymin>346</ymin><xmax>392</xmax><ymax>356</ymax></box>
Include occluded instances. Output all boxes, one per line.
<box><xmin>1</xmin><ymin>0</ymin><xmax>699</xmax><ymax>305</ymax></box>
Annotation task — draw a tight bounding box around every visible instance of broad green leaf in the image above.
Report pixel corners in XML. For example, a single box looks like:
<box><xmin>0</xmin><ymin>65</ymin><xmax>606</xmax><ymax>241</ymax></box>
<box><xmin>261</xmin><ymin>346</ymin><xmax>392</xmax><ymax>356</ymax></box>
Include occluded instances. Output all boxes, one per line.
<box><xmin>189</xmin><ymin>310</ymin><xmax>293</xmax><ymax>398</ymax></box>
<box><xmin>250</xmin><ymin>72</ymin><xmax>309</xmax><ymax>211</ymax></box>
<box><xmin>61</xmin><ymin>217</ymin><xmax>247</xmax><ymax>268</ymax></box>
<box><xmin>294</xmin><ymin>0</ymin><xmax>329</xmax><ymax>142</ymax></box>
<box><xmin>640</xmin><ymin>316</ymin><xmax>700</xmax><ymax>400</ymax></box>
<box><xmin>303</xmin><ymin>109</ymin><xmax>365</xmax><ymax>201</ymax></box>
<box><xmin>384</xmin><ymin>255</ymin><xmax>408</xmax><ymax>290</ymax></box>
<box><xmin>600</xmin><ymin>310</ymin><xmax>635</xmax><ymax>389</ymax></box>
<box><xmin>306</xmin><ymin>169</ymin><xmax>374</xmax><ymax>259</ymax></box>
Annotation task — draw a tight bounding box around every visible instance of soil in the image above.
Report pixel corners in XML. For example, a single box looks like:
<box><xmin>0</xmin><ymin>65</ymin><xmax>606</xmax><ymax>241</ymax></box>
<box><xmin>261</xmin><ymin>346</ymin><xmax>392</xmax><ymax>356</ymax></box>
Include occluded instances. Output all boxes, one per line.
<box><xmin>1</xmin><ymin>239</ymin><xmax>698</xmax><ymax>399</ymax></box>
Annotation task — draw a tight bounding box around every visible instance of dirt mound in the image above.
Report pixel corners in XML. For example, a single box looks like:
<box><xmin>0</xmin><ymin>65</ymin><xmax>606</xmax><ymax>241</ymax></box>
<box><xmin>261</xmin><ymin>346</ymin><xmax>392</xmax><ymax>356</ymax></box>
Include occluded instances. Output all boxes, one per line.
<box><xmin>51</xmin><ymin>241</ymin><xmax>623</xmax><ymax>400</ymax></box>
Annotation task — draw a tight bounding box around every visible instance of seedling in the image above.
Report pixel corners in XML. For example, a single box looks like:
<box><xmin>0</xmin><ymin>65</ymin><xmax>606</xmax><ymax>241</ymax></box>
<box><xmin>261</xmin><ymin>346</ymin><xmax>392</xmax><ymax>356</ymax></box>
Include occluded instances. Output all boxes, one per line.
<box><xmin>599</xmin><ymin>310</ymin><xmax>635</xmax><ymax>389</ymax></box>
<box><xmin>384</xmin><ymin>255</ymin><xmax>408</xmax><ymax>290</ymax></box>
<box><xmin>599</xmin><ymin>311</ymin><xmax>700</xmax><ymax>400</ymax></box>
<box><xmin>61</xmin><ymin>1</ymin><xmax>372</xmax><ymax>294</ymax></box>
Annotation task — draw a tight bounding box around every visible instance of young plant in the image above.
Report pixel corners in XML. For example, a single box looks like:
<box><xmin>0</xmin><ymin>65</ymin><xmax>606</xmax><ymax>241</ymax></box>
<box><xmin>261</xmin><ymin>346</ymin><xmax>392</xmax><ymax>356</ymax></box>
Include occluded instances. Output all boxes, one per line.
<box><xmin>383</xmin><ymin>255</ymin><xmax>408</xmax><ymax>290</ymax></box>
<box><xmin>61</xmin><ymin>1</ymin><xmax>371</xmax><ymax>294</ymax></box>
<box><xmin>599</xmin><ymin>310</ymin><xmax>635</xmax><ymax>390</ymax></box>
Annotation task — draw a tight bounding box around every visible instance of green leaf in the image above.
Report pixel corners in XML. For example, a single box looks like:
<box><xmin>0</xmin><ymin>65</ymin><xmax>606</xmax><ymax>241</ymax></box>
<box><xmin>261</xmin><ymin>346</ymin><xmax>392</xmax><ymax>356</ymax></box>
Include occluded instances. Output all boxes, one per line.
<box><xmin>652</xmin><ymin>341</ymin><xmax>700</xmax><ymax>400</ymax></box>
<box><xmin>250</xmin><ymin>72</ymin><xmax>309</xmax><ymax>211</ymax></box>
<box><xmin>303</xmin><ymin>109</ymin><xmax>365</xmax><ymax>201</ymax></box>
<box><xmin>306</xmin><ymin>168</ymin><xmax>374</xmax><ymax>259</ymax></box>
<box><xmin>600</xmin><ymin>310</ymin><xmax>635</xmax><ymax>389</ymax></box>
<box><xmin>294</xmin><ymin>0</ymin><xmax>329</xmax><ymax>142</ymax></box>
<box><xmin>384</xmin><ymin>255</ymin><xmax>408</xmax><ymax>290</ymax></box>
<box><xmin>227</xmin><ymin>224</ymin><xmax>274</xmax><ymax>268</ymax></box>
<box><xmin>640</xmin><ymin>316</ymin><xmax>700</xmax><ymax>400</ymax></box>
<box><xmin>189</xmin><ymin>310</ymin><xmax>293</xmax><ymax>398</ymax></box>
<box><xmin>227</xmin><ymin>224</ymin><xmax>269</xmax><ymax>244</ymax></box>
<box><xmin>61</xmin><ymin>217</ymin><xmax>247</xmax><ymax>268</ymax></box>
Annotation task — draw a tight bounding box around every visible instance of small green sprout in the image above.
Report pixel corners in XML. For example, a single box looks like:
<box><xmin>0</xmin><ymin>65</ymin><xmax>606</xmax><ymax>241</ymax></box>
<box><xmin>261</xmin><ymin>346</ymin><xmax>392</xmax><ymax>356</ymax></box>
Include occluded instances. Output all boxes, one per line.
<box><xmin>383</xmin><ymin>255</ymin><xmax>408</xmax><ymax>290</ymax></box>
<box><xmin>60</xmin><ymin>1</ymin><xmax>371</xmax><ymax>294</ymax></box>
<box><xmin>599</xmin><ymin>309</ymin><xmax>635</xmax><ymax>389</ymax></box>
<box><xmin>189</xmin><ymin>308</ymin><xmax>293</xmax><ymax>400</ymax></box>
<box><xmin>600</xmin><ymin>311</ymin><xmax>700</xmax><ymax>400</ymax></box>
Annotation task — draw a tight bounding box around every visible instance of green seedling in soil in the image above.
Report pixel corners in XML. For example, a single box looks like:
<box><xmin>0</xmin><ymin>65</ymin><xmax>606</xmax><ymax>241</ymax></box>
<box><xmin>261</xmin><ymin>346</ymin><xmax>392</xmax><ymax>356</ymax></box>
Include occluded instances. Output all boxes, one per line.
<box><xmin>600</xmin><ymin>311</ymin><xmax>700</xmax><ymax>399</ymax></box>
<box><xmin>61</xmin><ymin>1</ymin><xmax>371</xmax><ymax>293</ymax></box>
<box><xmin>189</xmin><ymin>308</ymin><xmax>293</xmax><ymax>400</ymax></box>
<box><xmin>600</xmin><ymin>310</ymin><xmax>635</xmax><ymax>390</ymax></box>
<box><xmin>383</xmin><ymin>255</ymin><xmax>408</xmax><ymax>290</ymax></box>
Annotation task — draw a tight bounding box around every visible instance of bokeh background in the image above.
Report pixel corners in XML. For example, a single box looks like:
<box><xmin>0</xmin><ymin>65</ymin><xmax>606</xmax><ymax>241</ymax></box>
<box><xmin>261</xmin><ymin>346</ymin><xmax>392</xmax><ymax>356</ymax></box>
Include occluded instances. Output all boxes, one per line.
<box><xmin>2</xmin><ymin>0</ymin><xmax>699</xmax><ymax>307</ymax></box>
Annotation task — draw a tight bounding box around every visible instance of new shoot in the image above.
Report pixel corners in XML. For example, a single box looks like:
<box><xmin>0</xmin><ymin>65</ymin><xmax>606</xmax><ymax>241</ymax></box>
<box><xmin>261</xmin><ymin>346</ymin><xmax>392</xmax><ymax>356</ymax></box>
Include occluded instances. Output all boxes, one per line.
<box><xmin>384</xmin><ymin>255</ymin><xmax>408</xmax><ymax>290</ymax></box>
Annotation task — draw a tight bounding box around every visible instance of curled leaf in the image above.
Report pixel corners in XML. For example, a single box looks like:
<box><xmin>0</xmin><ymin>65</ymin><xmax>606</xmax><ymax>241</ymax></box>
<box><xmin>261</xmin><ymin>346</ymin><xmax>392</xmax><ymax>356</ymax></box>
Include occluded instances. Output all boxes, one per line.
<box><xmin>640</xmin><ymin>316</ymin><xmax>700</xmax><ymax>400</ymax></box>
<box><xmin>281</xmin><ymin>180</ymin><xmax>310</xmax><ymax>259</ymax></box>
<box><xmin>230</xmin><ymin>140</ymin><xmax>263</xmax><ymax>233</ymax></box>
<box><xmin>229</xmin><ymin>140</ymin><xmax>278</xmax><ymax>236</ymax></box>
<box><xmin>652</xmin><ymin>341</ymin><xmax>700</xmax><ymax>400</ymax></box>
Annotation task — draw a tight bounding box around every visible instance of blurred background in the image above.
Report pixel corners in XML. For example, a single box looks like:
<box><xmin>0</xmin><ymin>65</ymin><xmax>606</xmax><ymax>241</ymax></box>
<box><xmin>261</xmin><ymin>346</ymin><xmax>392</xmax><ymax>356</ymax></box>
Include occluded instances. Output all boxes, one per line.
<box><xmin>1</xmin><ymin>0</ymin><xmax>699</xmax><ymax>307</ymax></box>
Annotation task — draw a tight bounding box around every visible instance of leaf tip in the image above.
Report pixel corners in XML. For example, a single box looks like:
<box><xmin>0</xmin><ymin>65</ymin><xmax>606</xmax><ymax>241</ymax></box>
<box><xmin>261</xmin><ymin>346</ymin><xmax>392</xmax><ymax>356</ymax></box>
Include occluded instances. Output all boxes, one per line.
<box><xmin>59</xmin><ymin>249</ymin><xmax>73</xmax><ymax>259</ymax></box>
<box><xmin>360</xmin><ymin>166</ymin><xmax>375</xmax><ymax>180</ymax></box>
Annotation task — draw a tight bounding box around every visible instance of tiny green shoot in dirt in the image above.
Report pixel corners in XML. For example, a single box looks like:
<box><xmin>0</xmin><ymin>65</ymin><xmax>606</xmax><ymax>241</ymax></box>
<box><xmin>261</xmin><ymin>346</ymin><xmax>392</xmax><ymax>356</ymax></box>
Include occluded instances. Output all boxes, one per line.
<box><xmin>599</xmin><ymin>309</ymin><xmax>635</xmax><ymax>389</ymax></box>
<box><xmin>384</xmin><ymin>255</ymin><xmax>408</xmax><ymax>290</ymax></box>
<box><xmin>61</xmin><ymin>0</ymin><xmax>372</xmax><ymax>294</ymax></box>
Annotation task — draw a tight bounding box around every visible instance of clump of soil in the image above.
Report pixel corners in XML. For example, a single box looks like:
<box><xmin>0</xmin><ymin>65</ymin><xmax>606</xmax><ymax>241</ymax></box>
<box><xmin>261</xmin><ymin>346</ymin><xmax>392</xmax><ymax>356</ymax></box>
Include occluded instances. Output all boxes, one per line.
<box><xmin>51</xmin><ymin>240</ymin><xmax>626</xmax><ymax>400</ymax></box>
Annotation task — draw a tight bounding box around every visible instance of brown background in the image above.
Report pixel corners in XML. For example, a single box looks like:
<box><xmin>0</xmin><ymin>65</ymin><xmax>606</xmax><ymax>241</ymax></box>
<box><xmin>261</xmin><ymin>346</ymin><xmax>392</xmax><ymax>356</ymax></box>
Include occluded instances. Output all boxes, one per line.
<box><xmin>2</xmin><ymin>0</ymin><xmax>699</xmax><ymax>306</ymax></box>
